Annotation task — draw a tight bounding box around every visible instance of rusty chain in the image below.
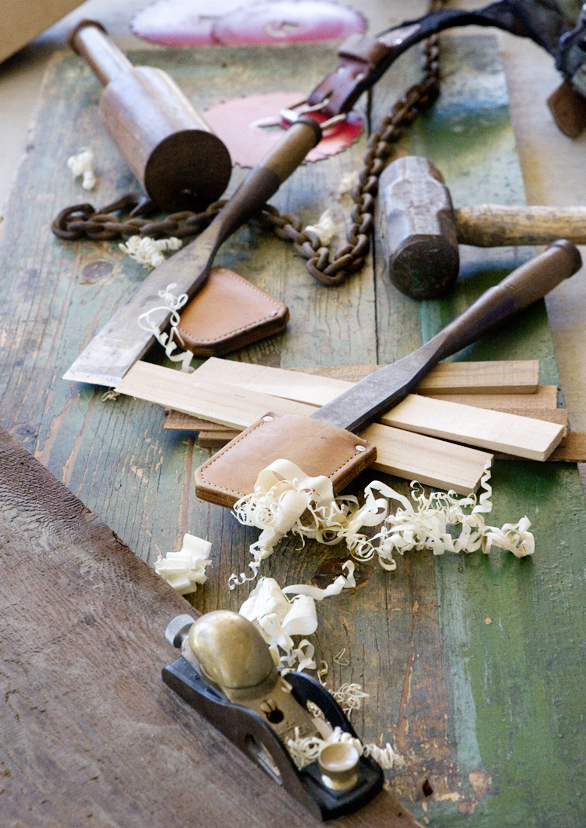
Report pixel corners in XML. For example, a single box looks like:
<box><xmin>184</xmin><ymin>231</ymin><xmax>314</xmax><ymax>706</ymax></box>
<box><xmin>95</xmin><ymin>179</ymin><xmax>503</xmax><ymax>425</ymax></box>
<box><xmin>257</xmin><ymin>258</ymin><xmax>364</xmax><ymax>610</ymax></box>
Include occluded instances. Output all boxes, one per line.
<box><xmin>51</xmin><ymin>13</ymin><xmax>442</xmax><ymax>287</ymax></box>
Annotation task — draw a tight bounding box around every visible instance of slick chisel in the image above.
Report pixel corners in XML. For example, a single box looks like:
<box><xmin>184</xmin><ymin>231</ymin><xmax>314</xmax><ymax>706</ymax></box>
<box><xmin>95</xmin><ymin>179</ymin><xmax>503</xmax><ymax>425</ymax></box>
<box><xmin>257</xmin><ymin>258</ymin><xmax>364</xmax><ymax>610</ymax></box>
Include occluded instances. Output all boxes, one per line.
<box><xmin>195</xmin><ymin>241</ymin><xmax>582</xmax><ymax>507</ymax></box>
<box><xmin>63</xmin><ymin>116</ymin><xmax>322</xmax><ymax>386</ymax></box>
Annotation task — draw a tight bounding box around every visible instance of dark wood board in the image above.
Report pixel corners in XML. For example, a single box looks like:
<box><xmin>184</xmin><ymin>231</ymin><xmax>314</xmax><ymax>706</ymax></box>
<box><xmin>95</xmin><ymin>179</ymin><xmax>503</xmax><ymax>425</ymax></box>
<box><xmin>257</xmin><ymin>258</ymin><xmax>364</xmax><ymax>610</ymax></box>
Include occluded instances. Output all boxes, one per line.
<box><xmin>0</xmin><ymin>426</ymin><xmax>420</xmax><ymax>828</ymax></box>
<box><xmin>0</xmin><ymin>26</ymin><xmax>585</xmax><ymax>826</ymax></box>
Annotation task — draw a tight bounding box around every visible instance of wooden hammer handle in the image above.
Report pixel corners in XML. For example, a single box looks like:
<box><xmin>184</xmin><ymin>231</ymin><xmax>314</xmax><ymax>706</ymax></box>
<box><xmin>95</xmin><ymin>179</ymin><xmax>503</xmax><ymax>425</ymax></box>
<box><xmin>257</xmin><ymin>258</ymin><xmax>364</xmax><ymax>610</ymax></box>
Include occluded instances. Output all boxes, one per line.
<box><xmin>455</xmin><ymin>204</ymin><xmax>586</xmax><ymax>247</ymax></box>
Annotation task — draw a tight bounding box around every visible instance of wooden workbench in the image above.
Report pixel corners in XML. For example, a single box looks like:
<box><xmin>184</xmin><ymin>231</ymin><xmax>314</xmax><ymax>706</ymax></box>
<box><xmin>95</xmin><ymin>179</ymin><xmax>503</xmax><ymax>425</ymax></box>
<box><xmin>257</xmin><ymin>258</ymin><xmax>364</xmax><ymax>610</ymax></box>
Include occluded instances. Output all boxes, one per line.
<box><xmin>1</xmin><ymin>4</ymin><xmax>586</xmax><ymax>826</ymax></box>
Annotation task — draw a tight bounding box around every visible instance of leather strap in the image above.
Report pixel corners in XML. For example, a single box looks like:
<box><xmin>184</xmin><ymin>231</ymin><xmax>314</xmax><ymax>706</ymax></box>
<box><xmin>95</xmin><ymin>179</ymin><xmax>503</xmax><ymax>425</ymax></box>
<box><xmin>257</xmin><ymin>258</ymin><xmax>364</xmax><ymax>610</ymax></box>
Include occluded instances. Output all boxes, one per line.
<box><xmin>307</xmin><ymin>1</ymin><xmax>570</xmax><ymax>117</ymax></box>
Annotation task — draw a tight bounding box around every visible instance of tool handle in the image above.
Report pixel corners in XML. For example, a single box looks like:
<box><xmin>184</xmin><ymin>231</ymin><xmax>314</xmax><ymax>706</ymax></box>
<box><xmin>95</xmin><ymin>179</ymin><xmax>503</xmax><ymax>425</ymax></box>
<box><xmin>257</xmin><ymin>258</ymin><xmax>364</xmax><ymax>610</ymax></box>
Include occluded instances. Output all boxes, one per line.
<box><xmin>455</xmin><ymin>204</ymin><xmax>586</xmax><ymax>247</ymax></box>
<box><xmin>69</xmin><ymin>20</ymin><xmax>132</xmax><ymax>86</ymax></box>
<box><xmin>212</xmin><ymin>116</ymin><xmax>322</xmax><ymax>248</ymax></box>
<box><xmin>435</xmin><ymin>240</ymin><xmax>582</xmax><ymax>360</ymax></box>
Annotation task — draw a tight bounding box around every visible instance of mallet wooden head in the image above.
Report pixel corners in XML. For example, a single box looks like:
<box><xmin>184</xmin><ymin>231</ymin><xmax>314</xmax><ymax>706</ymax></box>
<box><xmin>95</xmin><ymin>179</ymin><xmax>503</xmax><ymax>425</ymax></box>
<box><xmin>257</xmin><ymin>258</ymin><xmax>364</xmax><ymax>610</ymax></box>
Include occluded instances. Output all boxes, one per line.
<box><xmin>69</xmin><ymin>20</ymin><xmax>232</xmax><ymax>212</ymax></box>
<box><xmin>379</xmin><ymin>155</ymin><xmax>459</xmax><ymax>300</ymax></box>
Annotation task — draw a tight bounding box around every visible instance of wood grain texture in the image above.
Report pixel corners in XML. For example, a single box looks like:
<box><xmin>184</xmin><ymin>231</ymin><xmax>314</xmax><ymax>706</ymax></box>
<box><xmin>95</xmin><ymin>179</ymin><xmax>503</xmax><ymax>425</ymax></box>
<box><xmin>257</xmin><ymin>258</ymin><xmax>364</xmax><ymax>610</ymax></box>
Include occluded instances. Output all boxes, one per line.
<box><xmin>1</xmin><ymin>31</ymin><xmax>586</xmax><ymax>827</ymax></box>
<box><xmin>381</xmin><ymin>395</ymin><xmax>564</xmax><ymax>461</ymax></box>
<box><xmin>0</xmin><ymin>427</ymin><xmax>421</xmax><ymax>828</ymax></box>
<box><xmin>194</xmin><ymin>357</ymin><xmax>540</xmax><ymax>399</ymax></box>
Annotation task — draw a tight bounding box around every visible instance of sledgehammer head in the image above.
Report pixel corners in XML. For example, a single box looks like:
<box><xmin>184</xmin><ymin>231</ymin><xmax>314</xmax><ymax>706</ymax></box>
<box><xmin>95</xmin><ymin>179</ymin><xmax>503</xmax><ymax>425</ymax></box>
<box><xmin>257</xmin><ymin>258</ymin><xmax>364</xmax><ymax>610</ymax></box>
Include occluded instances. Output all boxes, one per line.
<box><xmin>380</xmin><ymin>156</ymin><xmax>459</xmax><ymax>299</ymax></box>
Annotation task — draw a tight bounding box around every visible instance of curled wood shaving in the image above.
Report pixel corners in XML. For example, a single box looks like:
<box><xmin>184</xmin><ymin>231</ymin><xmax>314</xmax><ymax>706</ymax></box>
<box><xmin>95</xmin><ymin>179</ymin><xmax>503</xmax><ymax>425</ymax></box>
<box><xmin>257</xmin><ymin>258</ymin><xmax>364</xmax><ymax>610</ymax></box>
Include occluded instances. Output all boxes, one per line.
<box><xmin>304</xmin><ymin>209</ymin><xmax>338</xmax><ymax>245</ymax></box>
<box><xmin>137</xmin><ymin>283</ymin><xmax>194</xmax><ymax>372</ymax></box>
<box><xmin>287</xmin><ymin>726</ymin><xmax>404</xmax><ymax>771</ymax></box>
<box><xmin>239</xmin><ymin>567</ymin><xmax>356</xmax><ymax>671</ymax></box>
<box><xmin>154</xmin><ymin>533</ymin><xmax>211</xmax><ymax>595</ymax></box>
<box><xmin>119</xmin><ymin>235</ymin><xmax>182</xmax><ymax>269</ymax></box>
<box><xmin>232</xmin><ymin>460</ymin><xmax>534</xmax><ymax>579</ymax></box>
<box><xmin>67</xmin><ymin>147</ymin><xmax>97</xmax><ymax>190</ymax></box>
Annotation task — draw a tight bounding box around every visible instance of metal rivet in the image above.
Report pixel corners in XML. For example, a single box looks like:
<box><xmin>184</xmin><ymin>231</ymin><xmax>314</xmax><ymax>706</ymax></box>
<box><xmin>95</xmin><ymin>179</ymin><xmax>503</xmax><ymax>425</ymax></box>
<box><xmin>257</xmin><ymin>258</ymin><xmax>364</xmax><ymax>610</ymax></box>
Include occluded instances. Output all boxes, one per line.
<box><xmin>355</xmin><ymin>445</ymin><xmax>366</xmax><ymax>453</ymax></box>
<box><xmin>263</xmin><ymin>415</ymin><xmax>274</xmax><ymax>422</ymax></box>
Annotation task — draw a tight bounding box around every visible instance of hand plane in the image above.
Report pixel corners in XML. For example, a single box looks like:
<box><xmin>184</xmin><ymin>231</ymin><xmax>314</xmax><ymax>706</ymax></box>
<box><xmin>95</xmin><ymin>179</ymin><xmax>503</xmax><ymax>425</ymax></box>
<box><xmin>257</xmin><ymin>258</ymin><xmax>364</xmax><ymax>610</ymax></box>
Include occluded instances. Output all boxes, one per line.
<box><xmin>162</xmin><ymin>610</ymin><xmax>384</xmax><ymax>821</ymax></box>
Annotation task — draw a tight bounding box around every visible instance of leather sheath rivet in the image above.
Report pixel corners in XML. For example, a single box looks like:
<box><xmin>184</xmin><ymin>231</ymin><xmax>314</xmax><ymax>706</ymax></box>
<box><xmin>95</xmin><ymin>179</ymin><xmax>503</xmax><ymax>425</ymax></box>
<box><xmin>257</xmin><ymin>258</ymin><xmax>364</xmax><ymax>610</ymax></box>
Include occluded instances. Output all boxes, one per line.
<box><xmin>355</xmin><ymin>445</ymin><xmax>366</xmax><ymax>452</ymax></box>
<box><xmin>263</xmin><ymin>415</ymin><xmax>274</xmax><ymax>422</ymax></box>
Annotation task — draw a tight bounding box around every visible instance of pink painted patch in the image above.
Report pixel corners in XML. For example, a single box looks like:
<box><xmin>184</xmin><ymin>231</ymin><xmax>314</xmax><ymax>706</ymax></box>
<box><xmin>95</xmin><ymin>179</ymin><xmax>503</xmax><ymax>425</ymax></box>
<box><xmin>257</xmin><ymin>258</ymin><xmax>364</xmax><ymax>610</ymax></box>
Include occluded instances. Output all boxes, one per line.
<box><xmin>213</xmin><ymin>1</ymin><xmax>365</xmax><ymax>45</ymax></box>
<box><xmin>204</xmin><ymin>92</ymin><xmax>363</xmax><ymax>167</ymax></box>
<box><xmin>131</xmin><ymin>0</ymin><xmax>365</xmax><ymax>47</ymax></box>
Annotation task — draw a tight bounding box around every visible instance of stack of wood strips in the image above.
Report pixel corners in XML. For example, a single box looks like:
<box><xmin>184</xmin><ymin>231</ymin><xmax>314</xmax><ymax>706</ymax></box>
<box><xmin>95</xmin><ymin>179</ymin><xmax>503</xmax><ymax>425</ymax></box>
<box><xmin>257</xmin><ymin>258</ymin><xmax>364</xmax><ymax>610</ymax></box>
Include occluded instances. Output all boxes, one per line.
<box><xmin>115</xmin><ymin>358</ymin><xmax>584</xmax><ymax>495</ymax></box>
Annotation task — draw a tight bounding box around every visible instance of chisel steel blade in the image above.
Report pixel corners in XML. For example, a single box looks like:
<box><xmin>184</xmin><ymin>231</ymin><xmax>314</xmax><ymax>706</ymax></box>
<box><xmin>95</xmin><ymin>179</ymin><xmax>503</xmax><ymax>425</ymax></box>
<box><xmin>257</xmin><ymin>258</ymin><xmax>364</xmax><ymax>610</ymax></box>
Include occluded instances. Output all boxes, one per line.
<box><xmin>310</xmin><ymin>340</ymin><xmax>440</xmax><ymax>432</ymax></box>
<box><xmin>63</xmin><ymin>220</ymin><xmax>222</xmax><ymax>386</ymax></box>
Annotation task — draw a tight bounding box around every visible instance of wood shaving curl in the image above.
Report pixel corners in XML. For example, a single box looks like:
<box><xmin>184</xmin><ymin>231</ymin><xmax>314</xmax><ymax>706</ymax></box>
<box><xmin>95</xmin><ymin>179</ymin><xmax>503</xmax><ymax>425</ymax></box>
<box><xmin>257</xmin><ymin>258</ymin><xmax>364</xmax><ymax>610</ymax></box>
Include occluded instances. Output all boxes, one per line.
<box><xmin>232</xmin><ymin>460</ymin><xmax>534</xmax><ymax>579</ymax></box>
<box><xmin>120</xmin><ymin>235</ymin><xmax>182</xmax><ymax>269</ymax></box>
<box><xmin>287</xmin><ymin>726</ymin><xmax>404</xmax><ymax>771</ymax></box>
<box><xmin>137</xmin><ymin>283</ymin><xmax>194</xmax><ymax>372</ymax></box>
<box><xmin>67</xmin><ymin>148</ymin><xmax>97</xmax><ymax>190</ymax></box>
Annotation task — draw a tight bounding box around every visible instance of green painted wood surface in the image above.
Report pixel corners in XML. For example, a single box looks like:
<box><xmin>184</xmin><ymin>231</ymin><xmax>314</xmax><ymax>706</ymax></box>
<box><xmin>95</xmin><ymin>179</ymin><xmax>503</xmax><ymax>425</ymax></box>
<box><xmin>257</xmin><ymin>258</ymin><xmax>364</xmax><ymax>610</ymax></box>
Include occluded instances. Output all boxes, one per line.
<box><xmin>0</xmin><ymin>29</ymin><xmax>584</xmax><ymax>827</ymax></box>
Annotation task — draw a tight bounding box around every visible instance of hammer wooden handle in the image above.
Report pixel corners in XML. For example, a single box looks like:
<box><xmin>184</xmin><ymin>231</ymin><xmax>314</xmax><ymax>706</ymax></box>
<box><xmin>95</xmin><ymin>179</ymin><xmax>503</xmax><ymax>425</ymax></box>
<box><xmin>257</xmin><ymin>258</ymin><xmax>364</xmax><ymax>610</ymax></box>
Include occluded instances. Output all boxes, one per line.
<box><xmin>455</xmin><ymin>205</ymin><xmax>586</xmax><ymax>247</ymax></box>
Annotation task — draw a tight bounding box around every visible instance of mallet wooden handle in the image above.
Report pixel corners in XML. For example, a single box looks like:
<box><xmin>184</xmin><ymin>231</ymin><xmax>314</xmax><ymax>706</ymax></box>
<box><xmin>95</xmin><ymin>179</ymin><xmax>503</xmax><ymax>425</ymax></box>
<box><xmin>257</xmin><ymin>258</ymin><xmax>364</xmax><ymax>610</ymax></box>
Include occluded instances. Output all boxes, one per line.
<box><xmin>69</xmin><ymin>20</ymin><xmax>131</xmax><ymax>86</ymax></box>
<box><xmin>455</xmin><ymin>204</ymin><xmax>586</xmax><ymax>247</ymax></box>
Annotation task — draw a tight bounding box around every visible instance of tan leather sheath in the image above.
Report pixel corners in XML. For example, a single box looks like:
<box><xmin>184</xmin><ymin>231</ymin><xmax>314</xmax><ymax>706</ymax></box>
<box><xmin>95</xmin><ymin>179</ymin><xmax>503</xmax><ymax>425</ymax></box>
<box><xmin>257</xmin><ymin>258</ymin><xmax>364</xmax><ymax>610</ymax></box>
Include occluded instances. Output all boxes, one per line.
<box><xmin>194</xmin><ymin>411</ymin><xmax>376</xmax><ymax>508</ymax></box>
<box><xmin>178</xmin><ymin>267</ymin><xmax>289</xmax><ymax>357</ymax></box>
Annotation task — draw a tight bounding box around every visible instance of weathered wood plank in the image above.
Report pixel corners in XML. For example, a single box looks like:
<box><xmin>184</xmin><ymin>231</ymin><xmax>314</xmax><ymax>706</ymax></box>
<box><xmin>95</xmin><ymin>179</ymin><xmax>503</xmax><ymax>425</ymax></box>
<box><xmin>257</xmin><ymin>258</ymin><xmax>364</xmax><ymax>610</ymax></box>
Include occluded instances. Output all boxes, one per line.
<box><xmin>0</xmin><ymin>427</ymin><xmax>425</xmax><ymax>828</ymax></box>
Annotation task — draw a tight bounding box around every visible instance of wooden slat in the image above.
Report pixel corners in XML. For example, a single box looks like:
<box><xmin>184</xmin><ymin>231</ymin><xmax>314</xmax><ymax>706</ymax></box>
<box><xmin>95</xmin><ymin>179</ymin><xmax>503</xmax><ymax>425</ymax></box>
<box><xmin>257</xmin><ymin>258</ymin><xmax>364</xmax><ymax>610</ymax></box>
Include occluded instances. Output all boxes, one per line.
<box><xmin>429</xmin><ymin>385</ymin><xmax>559</xmax><ymax>410</ymax></box>
<box><xmin>187</xmin><ymin>360</ymin><xmax>563</xmax><ymax>460</ymax></box>
<box><xmin>415</xmin><ymin>359</ymin><xmax>539</xmax><ymax>394</ymax></box>
<box><xmin>360</xmin><ymin>423</ymin><xmax>491</xmax><ymax>493</ymax></box>
<box><xmin>383</xmin><ymin>395</ymin><xmax>563</xmax><ymax>461</ymax></box>
<box><xmin>116</xmin><ymin>361</ymin><xmax>316</xmax><ymax>427</ymax></box>
<box><xmin>118</xmin><ymin>362</ymin><xmax>491</xmax><ymax>493</ymax></box>
<box><xmin>193</xmin><ymin>358</ymin><xmax>540</xmax><ymax>403</ymax></box>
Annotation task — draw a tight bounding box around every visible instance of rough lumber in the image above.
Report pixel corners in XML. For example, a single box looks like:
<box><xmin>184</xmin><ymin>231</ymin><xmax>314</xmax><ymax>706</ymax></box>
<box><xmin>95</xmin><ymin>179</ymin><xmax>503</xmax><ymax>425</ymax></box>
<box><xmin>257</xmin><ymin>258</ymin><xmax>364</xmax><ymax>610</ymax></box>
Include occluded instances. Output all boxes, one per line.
<box><xmin>118</xmin><ymin>362</ymin><xmax>491</xmax><ymax>493</ymax></box>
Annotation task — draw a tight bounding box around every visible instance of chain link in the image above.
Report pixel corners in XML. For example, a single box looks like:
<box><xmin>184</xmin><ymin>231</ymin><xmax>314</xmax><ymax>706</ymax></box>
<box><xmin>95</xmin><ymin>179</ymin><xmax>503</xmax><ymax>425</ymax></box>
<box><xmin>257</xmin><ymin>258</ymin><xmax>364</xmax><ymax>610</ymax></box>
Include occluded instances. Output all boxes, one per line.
<box><xmin>51</xmin><ymin>11</ymin><xmax>442</xmax><ymax>287</ymax></box>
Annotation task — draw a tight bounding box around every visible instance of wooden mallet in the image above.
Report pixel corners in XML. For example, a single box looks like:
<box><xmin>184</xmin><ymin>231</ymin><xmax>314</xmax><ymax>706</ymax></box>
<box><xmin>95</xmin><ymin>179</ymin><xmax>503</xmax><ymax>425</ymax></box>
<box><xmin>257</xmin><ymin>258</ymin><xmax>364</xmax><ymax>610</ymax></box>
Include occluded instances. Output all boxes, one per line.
<box><xmin>69</xmin><ymin>20</ymin><xmax>232</xmax><ymax>212</ymax></box>
<box><xmin>380</xmin><ymin>155</ymin><xmax>586</xmax><ymax>299</ymax></box>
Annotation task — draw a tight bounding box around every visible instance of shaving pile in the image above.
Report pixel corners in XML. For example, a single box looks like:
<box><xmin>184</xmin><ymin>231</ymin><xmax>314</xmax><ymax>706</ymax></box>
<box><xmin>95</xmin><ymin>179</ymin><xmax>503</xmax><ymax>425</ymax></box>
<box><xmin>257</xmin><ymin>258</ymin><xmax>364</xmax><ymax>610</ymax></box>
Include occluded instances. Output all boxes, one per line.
<box><xmin>239</xmin><ymin>567</ymin><xmax>357</xmax><ymax>670</ymax></box>
<box><xmin>154</xmin><ymin>533</ymin><xmax>211</xmax><ymax>594</ymax></box>
<box><xmin>138</xmin><ymin>283</ymin><xmax>194</xmax><ymax>371</ymax></box>
<box><xmin>119</xmin><ymin>235</ymin><xmax>182</xmax><ymax>269</ymax></box>
<box><xmin>67</xmin><ymin>147</ymin><xmax>97</xmax><ymax>190</ymax></box>
<box><xmin>304</xmin><ymin>209</ymin><xmax>338</xmax><ymax>246</ymax></box>
<box><xmin>232</xmin><ymin>459</ymin><xmax>534</xmax><ymax>584</ymax></box>
<box><xmin>287</xmin><ymin>726</ymin><xmax>404</xmax><ymax>771</ymax></box>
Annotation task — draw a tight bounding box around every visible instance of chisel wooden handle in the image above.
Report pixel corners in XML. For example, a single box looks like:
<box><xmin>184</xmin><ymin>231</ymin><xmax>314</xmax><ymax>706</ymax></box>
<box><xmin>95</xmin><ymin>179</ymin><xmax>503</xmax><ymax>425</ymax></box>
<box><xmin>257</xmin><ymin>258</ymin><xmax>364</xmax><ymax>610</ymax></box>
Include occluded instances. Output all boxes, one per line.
<box><xmin>434</xmin><ymin>240</ymin><xmax>582</xmax><ymax>360</ymax></box>
<box><xmin>209</xmin><ymin>116</ymin><xmax>323</xmax><ymax>249</ymax></box>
